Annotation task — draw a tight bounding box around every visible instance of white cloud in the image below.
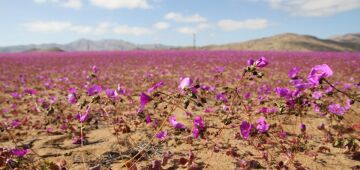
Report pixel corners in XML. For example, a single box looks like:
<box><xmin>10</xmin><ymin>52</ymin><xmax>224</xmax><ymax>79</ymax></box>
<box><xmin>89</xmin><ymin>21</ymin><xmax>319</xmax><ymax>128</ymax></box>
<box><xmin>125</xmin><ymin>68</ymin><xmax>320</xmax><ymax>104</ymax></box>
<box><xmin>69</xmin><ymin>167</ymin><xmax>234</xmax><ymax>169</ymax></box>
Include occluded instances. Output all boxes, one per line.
<box><xmin>90</xmin><ymin>0</ymin><xmax>151</xmax><ymax>9</ymax></box>
<box><xmin>33</xmin><ymin>0</ymin><xmax>82</xmax><ymax>9</ymax></box>
<box><xmin>24</xmin><ymin>21</ymin><xmax>154</xmax><ymax>36</ymax></box>
<box><xmin>70</xmin><ymin>25</ymin><xmax>93</xmax><ymax>33</ymax></box>
<box><xmin>23</xmin><ymin>21</ymin><xmax>72</xmax><ymax>32</ymax></box>
<box><xmin>165</xmin><ymin>12</ymin><xmax>207</xmax><ymax>23</ymax></box>
<box><xmin>62</xmin><ymin>0</ymin><xmax>82</xmax><ymax>9</ymax></box>
<box><xmin>177</xmin><ymin>23</ymin><xmax>211</xmax><ymax>34</ymax></box>
<box><xmin>94</xmin><ymin>22</ymin><xmax>111</xmax><ymax>34</ymax></box>
<box><xmin>113</xmin><ymin>25</ymin><xmax>151</xmax><ymax>36</ymax></box>
<box><xmin>177</xmin><ymin>27</ymin><xmax>197</xmax><ymax>34</ymax></box>
<box><xmin>265</xmin><ymin>0</ymin><xmax>360</xmax><ymax>16</ymax></box>
<box><xmin>217</xmin><ymin>19</ymin><xmax>269</xmax><ymax>31</ymax></box>
<box><xmin>153</xmin><ymin>22</ymin><xmax>170</xmax><ymax>30</ymax></box>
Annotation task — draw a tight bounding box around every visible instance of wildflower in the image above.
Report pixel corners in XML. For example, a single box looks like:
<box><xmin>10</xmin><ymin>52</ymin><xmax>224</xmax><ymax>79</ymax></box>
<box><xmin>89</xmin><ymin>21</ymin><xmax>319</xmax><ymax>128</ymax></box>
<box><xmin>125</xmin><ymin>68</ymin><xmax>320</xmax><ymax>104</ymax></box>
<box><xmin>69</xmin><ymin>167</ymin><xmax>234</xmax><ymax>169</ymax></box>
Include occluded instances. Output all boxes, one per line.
<box><xmin>255</xmin><ymin>57</ymin><xmax>268</xmax><ymax>68</ymax></box>
<box><xmin>193</xmin><ymin>116</ymin><xmax>205</xmax><ymax>138</ymax></box>
<box><xmin>92</xmin><ymin>65</ymin><xmax>98</xmax><ymax>73</ymax></box>
<box><xmin>216</xmin><ymin>93</ymin><xmax>228</xmax><ymax>103</ymax></box>
<box><xmin>308</xmin><ymin>64</ymin><xmax>333</xmax><ymax>85</ymax></box>
<box><xmin>87</xmin><ymin>85</ymin><xmax>102</xmax><ymax>96</ymax></box>
<box><xmin>275</xmin><ymin>87</ymin><xmax>291</xmax><ymax>98</ymax></box>
<box><xmin>288</xmin><ymin>67</ymin><xmax>300</xmax><ymax>79</ymax></box>
<box><xmin>247</xmin><ymin>59</ymin><xmax>255</xmax><ymax>66</ymax></box>
<box><xmin>328</xmin><ymin>103</ymin><xmax>345</xmax><ymax>116</ymax></box>
<box><xmin>67</xmin><ymin>93</ymin><xmax>77</xmax><ymax>104</ymax></box>
<box><xmin>10</xmin><ymin>92</ymin><xmax>21</xmax><ymax>99</ymax></box>
<box><xmin>11</xmin><ymin>149</ymin><xmax>28</xmax><ymax>157</ymax></box>
<box><xmin>139</xmin><ymin>92</ymin><xmax>152</xmax><ymax>112</ymax></box>
<box><xmin>76</xmin><ymin>106</ymin><xmax>90</xmax><ymax>123</ymax></box>
<box><xmin>24</xmin><ymin>88</ymin><xmax>37</xmax><ymax>95</ymax></box>
<box><xmin>147</xmin><ymin>81</ymin><xmax>164</xmax><ymax>93</ymax></box>
<box><xmin>156</xmin><ymin>131</ymin><xmax>168</xmax><ymax>141</ymax></box>
<box><xmin>105</xmin><ymin>89</ymin><xmax>118</xmax><ymax>99</ymax></box>
<box><xmin>178</xmin><ymin>77</ymin><xmax>193</xmax><ymax>92</ymax></box>
<box><xmin>300</xmin><ymin>123</ymin><xmax>306</xmax><ymax>132</ymax></box>
<box><xmin>169</xmin><ymin>115</ymin><xmax>186</xmax><ymax>129</ymax></box>
<box><xmin>312</xmin><ymin>91</ymin><xmax>322</xmax><ymax>100</ymax></box>
<box><xmin>145</xmin><ymin>115</ymin><xmax>152</xmax><ymax>124</ymax></box>
<box><xmin>240</xmin><ymin>121</ymin><xmax>253</xmax><ymax>140</ymax></box>
<box><xmin>256</xmin><ymin>117</ymin><xmax>269</xmax><ymax>133</ymax></box>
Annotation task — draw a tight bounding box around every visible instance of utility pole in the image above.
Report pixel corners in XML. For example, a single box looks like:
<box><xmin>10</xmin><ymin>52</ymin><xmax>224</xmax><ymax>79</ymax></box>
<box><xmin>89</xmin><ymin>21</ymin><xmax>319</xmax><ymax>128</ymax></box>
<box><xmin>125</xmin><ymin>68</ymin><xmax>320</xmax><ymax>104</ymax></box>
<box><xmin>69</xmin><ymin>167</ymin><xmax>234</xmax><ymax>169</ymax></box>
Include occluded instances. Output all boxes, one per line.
<box><xmin>193</xmin><ymin>33</ymin><xmax>196</xmax><ymax>50</ymax></box>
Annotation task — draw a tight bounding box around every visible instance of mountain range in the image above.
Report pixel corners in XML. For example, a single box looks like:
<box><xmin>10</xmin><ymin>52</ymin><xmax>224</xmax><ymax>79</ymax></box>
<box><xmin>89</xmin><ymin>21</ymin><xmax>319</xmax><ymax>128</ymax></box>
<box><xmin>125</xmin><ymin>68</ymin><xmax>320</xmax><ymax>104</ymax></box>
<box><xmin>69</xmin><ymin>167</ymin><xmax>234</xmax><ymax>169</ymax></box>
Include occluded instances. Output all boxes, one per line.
<box><xmin>0</xmin><ymin>33</ymin><xmax>359</xmax><ymax>52</ymax></box>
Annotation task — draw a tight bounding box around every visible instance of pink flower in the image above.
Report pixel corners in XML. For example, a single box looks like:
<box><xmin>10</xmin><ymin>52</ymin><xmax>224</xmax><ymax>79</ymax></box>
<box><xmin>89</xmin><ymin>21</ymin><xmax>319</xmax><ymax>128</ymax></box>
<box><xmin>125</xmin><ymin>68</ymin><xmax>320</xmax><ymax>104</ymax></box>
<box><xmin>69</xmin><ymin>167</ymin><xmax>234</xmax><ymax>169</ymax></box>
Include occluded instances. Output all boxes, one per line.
<box><xmin>155</xmin><ymin>131</ymin><xmax>168</xmax><ymax>141</ymax></box>
<box><xmin>247</xmin><ymin>59</ymin><xmax>255</xmax><ymax>66</ymax></box>
<box><xmin>288</xmin><ymin>67</ymin><xmax>300</xmax><ymax>79</ymax></box>
<box><xmin>308</xmin><ymin>64</ymin><xmax>333</xmax><ymax>85</ymax></box>
<box><xmin>240</xmin><ymin>121</ymin><xmax>253</xmax><ymax>140</ymax></box>
<box><xmin>178</xmin><ymin>77</ymin><xmax>193</xmax><ymax>92</ymax></box>
<box><xmin>193</xmin><ymin>116</ymin><xmax>204</xmax><ymax>138</ymax></box>
<box><xmin>67</xmin><ymin>93</ymin><xmax>77</xmax><ymax>104</ymax></box>
<box><xmin>256</xmin><ymin>117</ymin><xmax>269</xmax><ymax>133</ymax></box>
<box><xmin>255</xmin><ymin>57</ymin><xmax>268</xmax><ymax>68</ymax></box>
<box><xmin>312</xmin><ymin>91</ymin><xmax>322</xmax><ymax>100</ymax></box>
<box><xmin>169</xmin><ymin>115</ymin><xmax>186</xmax><ymax>129</ymax></box>
<box><xmin>105</xmin><ymin>89</ymin><xmax>118</xmax><ymax>99</ymax></box>
<box><xmin>147</xmin><ymin>81</ymin><xmax>164</xmax><ymax>94</ymax></box>
<box><xmin>11</xmin><ymin>149</ymin><xmax>28</xmax><ymax>157</ymax></box>
<box><xmin>328</xmin><ymin>103</ymin><xmax>345</xmax><ymax>116</ymax></box>
<box><xmin>87</xmin><ymin>85</ymin><xmax>102</xmax><ymax>96</ymax></box>
<box><xmin>139</xmin><ymin>92</ymin><xmax>152</xmax><ymax>112</ymax></box>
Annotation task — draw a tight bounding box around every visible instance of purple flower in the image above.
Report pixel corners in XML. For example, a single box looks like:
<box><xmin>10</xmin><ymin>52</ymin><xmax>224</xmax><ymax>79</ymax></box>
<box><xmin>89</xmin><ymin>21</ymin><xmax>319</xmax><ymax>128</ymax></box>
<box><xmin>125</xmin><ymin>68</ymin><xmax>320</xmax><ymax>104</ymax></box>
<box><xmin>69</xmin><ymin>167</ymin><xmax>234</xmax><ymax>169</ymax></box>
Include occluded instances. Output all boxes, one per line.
<box><xmin>139</xmin><ymin>92</ymin><xmax>152</xmax><ymax>112</ymax></box>
<box><xmin>328</xmin><ymin>103</ymin><xmax>345</xmax><ymax>116</ymax></box>
<box><xmin>145</xmin><ymin>115</ymin><xmax>152</xmax><ymax>124</ymax></box>
<box><xmin>345</xmin><ymin>99</ymin><xmax>352</xmax><ymax>110</ymax></box>
<box><xmin>87</xmin><ymin>85</ymin><xmax>102</xmax><ymax>96</ymax></box>
<box><xmin>308</xmin><ymin>64</ymin><xmax>333</xmax><ymax>85</ymax></box>
<box><xmin>76</xmin><ymin>106</ymin><xmax>90</xmax><ymax>123</ymax></box>
<box><xmin>178</xmin><ymin>77</ymin><xmax>193</xmax><ymax>91</ymax></box>
<box><xmin>312</xmin><ymin>91</ymin><xmax>322</xmax><ymax>100</ymax></box>
<box><xmin>240</xmin><ymin>121</ymin><xmax>253</xmax><ymax>140</ymax></box>
<box><xmin>69</xmin><ymin>87</ymin><xmax>77</xmax><ymax>93</ymax></box>
<box><xmin>275</xmin><ymin>87</ymin><xmax>291</xmax><ymax>98</ymax></box>
<box><xmin>105</xmin><ymin>89</ymin><xmax>118</xmax><ymax>99</ymax></box>
<box><xmin>147</xmin><ymin>81</ymin><xmax>164</xmax><ymax>94</ymax></box>
<box><xmin>288</xmin><ymin>67</ymin><xmax>300</xmax><ymax>79</ymax></box>
<box><xmin>49</xmin><ymin>96</ymin><xmax>57</xmax><ymax>104</ymax></box>
<box><xmin>24</xmin><ymin>88</ymin><xmax>37</xmax><ymax>95</ymax></box>
<box><xmin>155</xmin><ymin>131</ymin><xmax>168</xmax><ymax>141</ymax></box>
<box><xmin>169</xmin><ymin>115</ymin><xmax>186</xmax><ymax>129</ymax></box>
<box><xmin>67</xmin><ymin>93</ymin><xmax>77</xmax><ymax>104</ymax></box>
<box><xmin>11</xmin><ymin>119</ymin><xmax>21</xmax><ymax>128</ymax></box>
<box><xmin>255</xmin><ymin>57</ymin><xmax>268</xmax><ymax>68</ymax></box>
<box><xmin>300</xmin><ymin>123</ymin><xmax>306</xmax><ymax>132</ymax></box>
<box><xmin>193</xmin><ymin>116</ymin><xmax>205</xmax><ymax>137</ymax></box>
<box><xmin>216</xmin><ymin>93</ymin><xmax>228</xmax><ymax>103</ymax></box>
<box><xmin>256</xmin><ymin>117</ymin><xmax>269</xmax><ymax>133</ymax></box>
<box><xmin>10</xmin><ymin>92</ymin><xmax>21</xmax><ymax>99</ymax></box>
<box><xmin>325</xmin><ymin>87</ymin><xmax>333</xmax><ymax>94</ymax></box>
<box><xmin>247</xmin><ymin>59</ymin><xmax>255</xmax><ymax>66</ymax></box>
<box><xmin>11</xmin><ymin>149</ymin><xmax>28</xmax><ymax>157</ymax></box>
<box><xmin>92</xmin><ymin>65</ymin><xmax>98</xmax><ymax>73</ymax></box>
<box><xmin>193</xmin><ymin>116</ymin><xmax>204</xmax><ymax>129</ymax></box>
<box><xmin>117</xmin><ymin>84</ymin><xmax>126</xmax><ymax>95</ymax></box>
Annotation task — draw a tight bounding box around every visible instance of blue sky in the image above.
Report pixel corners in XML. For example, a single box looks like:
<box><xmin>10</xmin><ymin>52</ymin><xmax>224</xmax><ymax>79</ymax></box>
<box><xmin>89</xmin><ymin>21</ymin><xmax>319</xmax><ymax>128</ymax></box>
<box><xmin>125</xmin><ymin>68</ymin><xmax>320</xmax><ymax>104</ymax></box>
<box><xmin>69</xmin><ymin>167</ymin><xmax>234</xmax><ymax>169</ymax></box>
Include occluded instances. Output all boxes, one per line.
<box><xmin>0</xmin><ymin>0</ymin><xmax>359</xmax><ymax>46</ymax></box>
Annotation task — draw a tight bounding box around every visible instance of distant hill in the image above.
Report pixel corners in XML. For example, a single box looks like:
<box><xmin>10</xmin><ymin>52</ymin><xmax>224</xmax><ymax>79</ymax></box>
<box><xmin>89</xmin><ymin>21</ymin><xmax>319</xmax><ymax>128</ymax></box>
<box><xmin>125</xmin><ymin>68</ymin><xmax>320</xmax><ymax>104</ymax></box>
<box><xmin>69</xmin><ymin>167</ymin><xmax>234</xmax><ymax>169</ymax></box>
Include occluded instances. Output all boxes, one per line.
<box><xmin>0</xmin><ymin>33</ymin><xmax>359</xmax><ymax>52</ymax></box>
<box><xmin>0</xmin><ymin>39</ymin><xmax>173</xmax><ymax>52</ymax></box>
<box><xmin>24</xmin><ymin>47</ymin><xmax>65</xmax><ymax>52</ymax></box>
<box><xmin>201</xmin><ymin>33</ymin><xmax>360</xmax><ymax>51</ymax></box>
